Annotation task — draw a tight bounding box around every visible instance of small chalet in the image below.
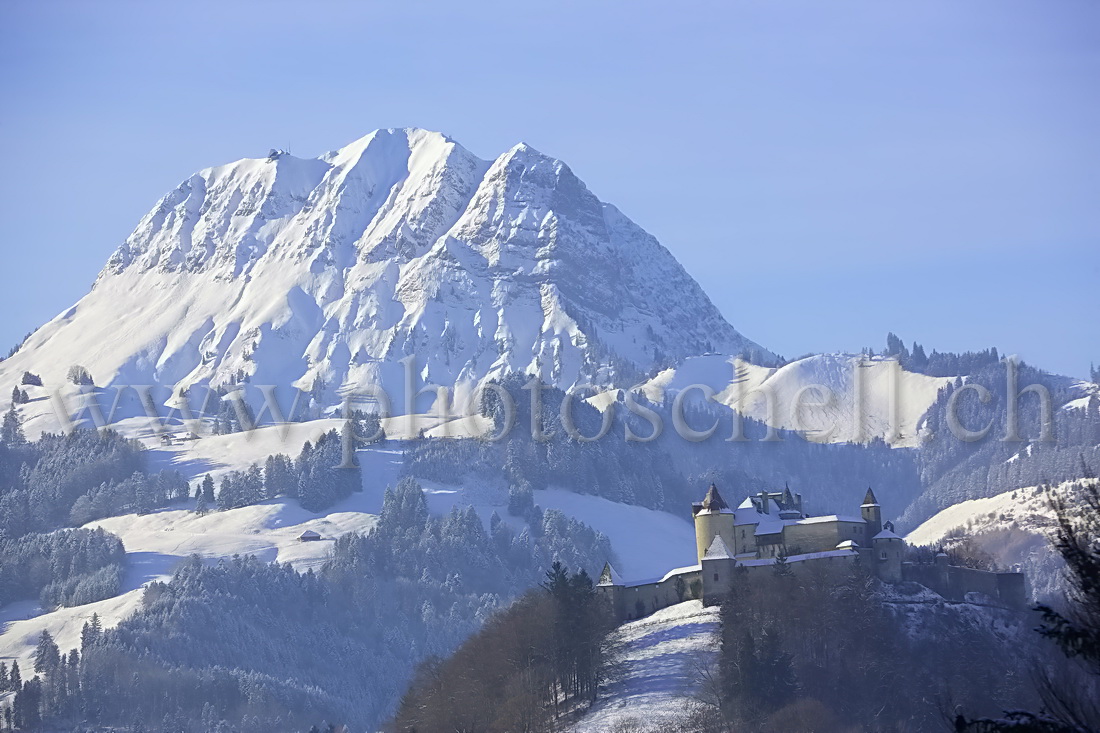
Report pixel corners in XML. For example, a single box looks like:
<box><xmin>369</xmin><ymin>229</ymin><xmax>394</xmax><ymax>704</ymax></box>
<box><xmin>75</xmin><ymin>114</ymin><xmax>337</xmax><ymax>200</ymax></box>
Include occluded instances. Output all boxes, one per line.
<box><xmin>297</xmin><ymin>530</ymin><xmax>322</xmax><ymax>542</ymax></box>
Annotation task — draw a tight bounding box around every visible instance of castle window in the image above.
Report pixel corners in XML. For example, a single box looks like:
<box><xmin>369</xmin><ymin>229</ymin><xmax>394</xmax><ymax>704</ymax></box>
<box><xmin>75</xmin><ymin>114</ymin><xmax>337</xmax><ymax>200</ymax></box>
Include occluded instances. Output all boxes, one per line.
<box><xmin>713</xmin><ymin>573</ymin><xmax>719</xmax><ymax>582</ymax></box>
<box><xmin>880</xmin><ymin>552</ymin><xmax>887</xmax><ymax>560</ymax></box>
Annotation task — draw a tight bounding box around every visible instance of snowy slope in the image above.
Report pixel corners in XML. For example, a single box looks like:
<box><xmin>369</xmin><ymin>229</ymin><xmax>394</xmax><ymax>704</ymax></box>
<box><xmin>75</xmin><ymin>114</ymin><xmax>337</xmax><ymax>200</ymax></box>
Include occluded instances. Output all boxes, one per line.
<box><xmin>906</xmin><ymin>483</ymin><xmax>1060</xmax><ymax>548</ymax></box>
<box><xmin>413</xmin><ymin>481</ymin><xmax>696</xmax><ymax>581</ymax></box>
<box><xmin>906</xmin><ymin>478</ymin><xmax>1095</xmax><ymax>601</ymax></box>
<box><xmin>632</xmin><ymin>353</ymin><xmax>952</xmax><ymax>446</ymax></box>
<box><xmin>0</xmin><ymin>442</ymin><xmax>705</xmax><ymax>669</ymax></box>
<box><xmin>0</xmin><ymin>128</ymin><xmax>771</xmax><ymax>434</ymax></box>
<box><xmin>568</xmin><ymin>600</ymin><xmax>720</xmax><ymax>732</ymax></box>
<box><xmin>0</xmin><ymin>586</ymin><xmax>146</xmax><ymax>677</ymax></box>
<box><xmin>0</xmin><ymin>498</ymin><xmax>376</xmax><ymax>671</ymax></box>
<box><xmin>0</xmin><ymin>446</ymin><xmax>403</xmax><ymax>670</ymax></box>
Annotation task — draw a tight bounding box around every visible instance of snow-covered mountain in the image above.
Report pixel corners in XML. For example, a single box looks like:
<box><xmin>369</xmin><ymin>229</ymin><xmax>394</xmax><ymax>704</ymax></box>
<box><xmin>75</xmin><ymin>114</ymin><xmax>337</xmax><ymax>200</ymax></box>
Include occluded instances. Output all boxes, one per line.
<box><xmin>0</xmin><ymin>128</ymin><xmax>771</xmax><ymax>419</ymax></box>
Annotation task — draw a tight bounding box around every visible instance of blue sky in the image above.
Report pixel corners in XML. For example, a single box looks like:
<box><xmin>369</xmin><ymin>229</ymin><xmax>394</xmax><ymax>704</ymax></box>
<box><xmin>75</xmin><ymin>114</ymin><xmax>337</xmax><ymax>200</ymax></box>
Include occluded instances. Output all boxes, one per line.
<box><xmin>1</xmin><ymin>1</ymin><xmax>1097</xmax><ymax>377</ymax></box>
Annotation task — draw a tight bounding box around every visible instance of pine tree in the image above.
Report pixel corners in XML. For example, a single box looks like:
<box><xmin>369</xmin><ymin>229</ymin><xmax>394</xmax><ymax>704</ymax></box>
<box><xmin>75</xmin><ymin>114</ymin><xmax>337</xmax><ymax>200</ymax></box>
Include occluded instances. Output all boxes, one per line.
<box><xmin>264</xmin><ymin>455</ymin><xmax>290</xmax><ymax>499</ymax></box>
<box><xmin>81</xmin><ymin>613</ymin><xmax>102</xmax><ymax>650</ymax></box>
<box><xmin>216</xmin><ymin>476</ymin><xmax>234</xmax><ymax>511</ymax></box>
<box><xmin>134</xmin><ymin>474</ymin><xmax>153</xmax><ymax>514</ymax></box>
<box><xmin>242</xmin><ymin>462</ymin><xmax>262</xmax><ymax>501</ymax></box>
<box><xmin>201</xmin><ymin>474</ymin><xmax>215</xmax><ymax>504</ymax></box>
<box><xmin>13</xmin><ymin>677</ymin><xmax>41</xmax><ymax>731</ymax></box>
<box><xmin>34</xmin><ymin>630</ymin><xmax>60</xmax><ymax>674</ymax></box>
<box><xmin>9</xmin><ymin>659</ymin><xmax>20</xmax><ymax>690</ymax></box>
<box><xmin>1</xmin><ymin>407</ymin><xmax>24</xmax><ymax>445</ymax></box>
<box><xmin>754</xmin><ymin>625</ymin><xmax>797</xmax><ymax>707</ymax></box>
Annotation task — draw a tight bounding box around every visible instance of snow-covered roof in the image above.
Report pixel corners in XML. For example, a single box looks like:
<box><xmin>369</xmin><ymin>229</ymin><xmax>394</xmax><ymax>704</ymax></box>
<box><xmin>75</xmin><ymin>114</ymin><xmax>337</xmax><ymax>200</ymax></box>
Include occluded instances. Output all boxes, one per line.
<box><xmin>836</xmin><ymin>540</ymin><xmax>859</xmax><ymax>549</ymax></box>
<box><xmin>735</xmin><ymin>499</ymin><xmax>865</xmax><ymax>535</ymax></box>
<box><xmin>736</xmin><ymin>548</ymin><xmax>858</xmax><ymax>568</ymax></box>
<box><xmin>754</xmin><ymin>516</ymin><xmax>798</xmax><ymax>536</ymax></box>
<box><xmin>733</xmin><ymin>495</ymin><xmax>788</xmax><ymax>524</ymax></box>
<box><xmin>703</xmin><ymin>536</ymin><xmax>733</xmax><ymax>560</ymax></box>
<box><xmin>733</xmin><ymin>504</ymin><xmax>764</xmax><ymax>525</ymax></box>
<box><xmin>661</xmin><ymin>564</ymin><xmax>702</xmax><ymax>582</ymax></box>
<box><xmin>789</xmin><ymin>549</ymin><xmax>859</xmax><ymax>562</ymax></box>
<box><xmin>796</xmin><ymin>514</ymin><xmax>865</xmax><ymax>525</ymax></box>
<box><xmin>873</xmin><ymin>529</ymin><xmax>903</xmax><ymax>541</ymax></box>
<box><xmin>614</xmin><ymin>564</ymin><xmax>701</xmax><ymax>588</ymax></box>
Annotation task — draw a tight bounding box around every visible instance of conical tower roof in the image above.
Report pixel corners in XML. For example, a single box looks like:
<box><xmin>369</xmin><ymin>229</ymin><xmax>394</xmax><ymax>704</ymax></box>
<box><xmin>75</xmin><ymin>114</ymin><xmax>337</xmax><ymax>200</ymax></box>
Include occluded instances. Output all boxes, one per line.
<box><xmin>597</xmin><ymin>562</ymin><xmax>624</xmax><ymax>586</ymax></box>
<box><xmin>862</xmin><ymin>487</ymin><xmax>879</xmax><ymax>507</ymax></box>
<box><xmin>703</xmin><ymin>535</ymin><xmax>734</xmax><ymax>560</ymax></box>
<box><xmin>781</xmin><ymin>484</ymin><xmax>795</xmax><ymax>508</ymax></box>
<box><xmin>701</xmin><ymin>483</ymin><xmax>730</xmax><ymax>512</ymax></box>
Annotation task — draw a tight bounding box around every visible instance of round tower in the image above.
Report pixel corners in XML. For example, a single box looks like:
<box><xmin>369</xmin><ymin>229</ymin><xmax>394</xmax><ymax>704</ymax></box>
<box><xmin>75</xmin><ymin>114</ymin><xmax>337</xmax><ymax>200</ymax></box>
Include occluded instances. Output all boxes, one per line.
<box><xmin>872</xmin><ymin>521</ymin><xmax>904</xmax><ymax>583</ymax></box>
<box><xmin>693</xmin><ymin>484</ymin><xmax>735</xmax><ymax>563</ymax></box>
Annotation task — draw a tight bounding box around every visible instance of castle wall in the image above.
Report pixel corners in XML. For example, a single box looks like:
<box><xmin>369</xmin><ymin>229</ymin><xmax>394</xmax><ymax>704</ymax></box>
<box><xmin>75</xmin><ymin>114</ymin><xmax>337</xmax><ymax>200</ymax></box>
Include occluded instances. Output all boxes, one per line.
<box><xmin>996</xmin><ymin>572</ymin><xmax>1028</xmax><ymax>608</ymax></box>
<box><xmin>949</xmin><ymin>566</ymin><xmax>1006</xmax><ymax>600</ymax></box>
<box><xmin>900</xmin><ymin>562</ymin><xmax>1026</xmax><ymax>607</ymax></box>
<box><xmin>780</xmin><ymin>519</ymin><xmax>865</xmax><ymax>555</ymax></box>
<box><xmin>703</xmin><ymin>551</ymin><xmax>862</xmax><ymax>606</ymax></box>
<box><xmin>599</xmin><ymin>568</ymin><xmax>702</xmax><ymax>622</ymax></box>
<box><xmin>732</xmin><ymin>524</ymin><xmax>756</xmax><ymax>555</ymax></box>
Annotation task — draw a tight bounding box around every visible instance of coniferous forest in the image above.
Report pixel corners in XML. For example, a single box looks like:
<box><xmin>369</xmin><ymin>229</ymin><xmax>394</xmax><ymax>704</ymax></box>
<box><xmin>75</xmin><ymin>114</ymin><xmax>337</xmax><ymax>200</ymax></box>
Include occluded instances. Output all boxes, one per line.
<box><xmin>0</xmin><ymin>475</ymin><xmax>612</xmax><ymax>731</ymax></box>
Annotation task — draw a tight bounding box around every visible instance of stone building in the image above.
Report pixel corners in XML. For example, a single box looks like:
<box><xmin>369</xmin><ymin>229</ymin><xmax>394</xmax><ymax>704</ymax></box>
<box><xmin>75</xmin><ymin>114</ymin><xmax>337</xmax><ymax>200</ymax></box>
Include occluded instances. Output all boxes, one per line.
<box><xmin>597</xmin><ymin>483</ymin><xmax>1027</xmax><ymax>621</ymax></box>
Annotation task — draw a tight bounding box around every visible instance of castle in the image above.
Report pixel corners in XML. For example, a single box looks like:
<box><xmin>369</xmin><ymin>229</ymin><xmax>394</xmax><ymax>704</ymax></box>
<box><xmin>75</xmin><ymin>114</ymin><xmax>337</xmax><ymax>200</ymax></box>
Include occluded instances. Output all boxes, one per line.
<box><xmin>597</xmin><ymin>484</ymin><xmax>1027</xmax><ymax>621</ymax></box>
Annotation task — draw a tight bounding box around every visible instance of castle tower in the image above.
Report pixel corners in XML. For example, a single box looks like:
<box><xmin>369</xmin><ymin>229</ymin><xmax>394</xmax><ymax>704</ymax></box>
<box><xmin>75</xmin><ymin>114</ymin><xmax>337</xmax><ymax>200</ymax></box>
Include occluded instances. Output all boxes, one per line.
<box><xmin>861</xmin><ymin>487</ymin><xmax>882</xmax><ymax>538</ymax></box>
<box><xmin>701</xmin><ymin>535</ymin><xmax>736</xmax><ymax>606</ymax></box>
<box><xmin>693</xmin><ymin>484</ymin><xmax>735</xmax><ymax>563</ymax></box>
<box><xmin>872</xmin><ymin>521</ymin><xmax>904</xmax><ymax>583</ymax></box>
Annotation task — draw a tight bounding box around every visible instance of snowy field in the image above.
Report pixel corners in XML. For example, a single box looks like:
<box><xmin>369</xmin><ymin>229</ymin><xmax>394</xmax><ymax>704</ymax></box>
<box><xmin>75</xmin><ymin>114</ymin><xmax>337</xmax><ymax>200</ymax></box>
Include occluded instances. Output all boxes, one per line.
<box><xmin>631</xmin><ymin>354</ymin><xmax>953</xmax><ymax>447</ymax></box>
<box><xmin>569</xmin><ymin>600</ymin><xmax>720</xmax><ymax>732</ymax></box>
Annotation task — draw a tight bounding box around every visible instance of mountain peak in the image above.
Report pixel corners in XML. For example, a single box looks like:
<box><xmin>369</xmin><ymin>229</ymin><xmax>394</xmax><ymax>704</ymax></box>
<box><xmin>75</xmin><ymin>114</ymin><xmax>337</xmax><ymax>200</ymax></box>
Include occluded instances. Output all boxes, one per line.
<box><xmin>2</xmin><ymin>130</ymin><xmax>772</xmax><ymax>412</ymax></box>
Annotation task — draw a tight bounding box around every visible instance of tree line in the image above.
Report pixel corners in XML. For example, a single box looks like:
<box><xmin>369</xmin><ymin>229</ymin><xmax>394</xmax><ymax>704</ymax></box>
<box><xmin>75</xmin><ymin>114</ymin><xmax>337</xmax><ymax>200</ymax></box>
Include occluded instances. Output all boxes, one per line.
<box><xmin>391</xmin><ymin>562</ymin><xmax>615</xmax><ymax>733</ymax></box>
<box><xmin>406</xmin><ymin>374</ymin><xmax>923</xmax><ymax>523</ymax></box>
<box><xmin>0</xmin><ymin>410</ymin><xmax>189</xmax><ymax>538</ymax></box>
<box><xmin>197</xmin><ymin>427</ymin><xmax>361</xmax><ymax>514</ymax></box>
<box><xmin>0</xmin><ymin>527</ymin><xmax>124</xmax><ymax>609</ymax></box>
